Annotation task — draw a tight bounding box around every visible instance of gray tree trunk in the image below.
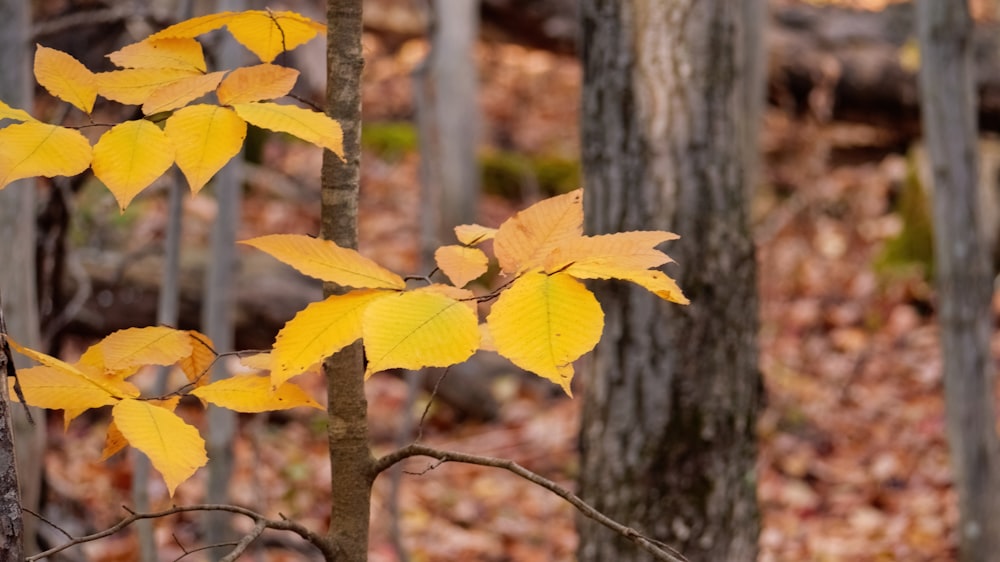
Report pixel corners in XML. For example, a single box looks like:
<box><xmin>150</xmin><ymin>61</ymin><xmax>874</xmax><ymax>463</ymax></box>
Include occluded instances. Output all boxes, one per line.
<box><xmin>576</xmin><ymin>2</ymin><xmax>763</xmax><ymax>561</ymax></box>
<box><xmin>916</xmin><ymin>2</ymin><xmax>1000</xmax><ymax>561</ymax></box>
<box><xmin>0</xmin><ymin>0</ymin><xmax>45</xmax><ymax>556</ymax></box>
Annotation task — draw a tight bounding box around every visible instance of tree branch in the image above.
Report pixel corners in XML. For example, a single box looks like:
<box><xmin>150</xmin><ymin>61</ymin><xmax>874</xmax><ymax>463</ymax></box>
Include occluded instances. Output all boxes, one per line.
<box><xmin>372</xmin><ymin>444</ymin><xmax>689</xmax><ymax>562</ymax></box>
<box><xmin>26</xmin><ymin>504</ymin><xmax>335</xmax><ymax>561</ymax></box>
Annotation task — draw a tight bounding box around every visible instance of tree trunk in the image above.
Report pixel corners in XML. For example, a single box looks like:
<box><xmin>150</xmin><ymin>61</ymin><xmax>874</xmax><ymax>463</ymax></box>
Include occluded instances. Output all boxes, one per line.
<box><xmin>0</xmin><ymin>0</ymin><xmax>44</xmax><ymax>556</ymax></box>
<box><xmin>916</xmin><ymin>2</ymin><xmax>1000</xmax><ymax>561</ymax></box>
<box><xmin>576</xmin><ymin>2</ymin><xmax>763</xmax><ymax>561</ymax></box>
<box><xmin>323</xmin><ymin>1</ymin><xmax>373</xmax><ymax>561</ymax></box>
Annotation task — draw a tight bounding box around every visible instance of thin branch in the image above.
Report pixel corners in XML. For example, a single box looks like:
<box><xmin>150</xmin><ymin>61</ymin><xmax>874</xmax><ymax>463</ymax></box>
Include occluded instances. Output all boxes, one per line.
<box><xmin>26</xmin><ymin>504</ymin><xmax>335</xmax><ymax>561</ymax></box>
<box><xmin>219</xmin><ymin>519</ymin><xmax>267</xmax><ymax>562</ymax></box>
<box><xmin>372</xmin><ymin>444</ymin><xmax>689</xmax><ymax>562</ymax></box>
<box><xmin>414</xmin><ymin>367</ymin><xmax>450</xmax><ymax>443</ymax></box>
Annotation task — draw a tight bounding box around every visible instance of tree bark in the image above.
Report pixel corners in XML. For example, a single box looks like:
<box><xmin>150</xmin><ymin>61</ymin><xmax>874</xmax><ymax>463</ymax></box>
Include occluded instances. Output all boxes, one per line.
<box><xmin>323</xmin><ymin>1</ymin><xmax>373</xmax><ymax>561</ymax></box>
<box><xmin>577</xmin><ymin>2</ymin><xmax>762</xmax><ymax>561</ymax></box>
<box><xmin>916</xmin><ymin>2</ymin><xmax>1000</xmax><ymax>561</ymax></box>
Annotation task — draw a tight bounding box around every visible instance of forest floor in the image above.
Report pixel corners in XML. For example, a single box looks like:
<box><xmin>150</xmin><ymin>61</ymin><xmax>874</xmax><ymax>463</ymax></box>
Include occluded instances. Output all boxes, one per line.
<box><xmin>36</xmin><ymin>6</ymin><xmax>986</xmax><ymax>562</ymax></box>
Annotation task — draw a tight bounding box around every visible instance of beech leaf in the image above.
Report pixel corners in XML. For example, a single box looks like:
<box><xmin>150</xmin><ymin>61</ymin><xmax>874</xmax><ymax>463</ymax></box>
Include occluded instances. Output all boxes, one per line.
<box><xmin>0</xmin><ymin>100</ymin><xmax>36</xmax><ymax>123</ymax></box>
<box><xmin>232</xmin><ymin>102</ymin><xmax>343</xmax><ymax>157</ymax></box>
<box><xmin>165</xmin><ymin>104</ymin><xmax>247</xmax><ymax>193</ymax></box>
<box><xmin>7</xmin><ymin>338</ymin><xmax>140</xmax><ymax>400</ymax></box>
<box><xmin>494</xmin><ymin>189</ymin><xmax>583</xmax><ymax>274</ymax></box>
<box><xmin>217</xmin><ymin>63</ymin><xmax>299</xmax><ymax>105</ymax></box>
<box><xmin>33</xmin><ymin>45</ymin><xmax>98</xmax><ymax>113</ymax></box>
<box><xmin>0</xmin><ymin>122</ymin><xmax>92</xmax><ymax>189</ymax></box>
<box><xmin>434</xmin><ymin>245</ymin><xmax>489</xmax><ymax>287</ymax></box>
<box><xmin>141</xmin><ymin>71</ymin><xmax>226</xmax><ymax>115</ymax></box>
<box><xmin>97</xmin><ymin>326</ymin><xmax>194</xmax><ymax>373</ymax></box>
<box><xmin>241</xmin><ymin>234</ymin><xmax>405</xmax><ymax>289</ymax></box>
<box><xmin>92</xmin><ymin>119</ymin><xmax>175</xmax><ymax>210</ymax></box>
<box><xmin>97</xmin><ymin>67</ymin><xmax>202</xmax><ymax>106</ymax></box>
<box><xmin>108</xmin><ymin>38</ymin><xmax>207</xmax><ymax>72</ymax></box>
<box><xmin>454</xmin><ymin>224</ymin><xmax>498</xmax><ymax>246</ymax></box>
<box><xmin>225</xmin><ymin>11</ymin><xmax>325</xmax><ymax>63</ymax></box>
<box><xmin>191</xmin><ymin>376</ymin><xmax>322</xmax><ymax>412</ymax></box>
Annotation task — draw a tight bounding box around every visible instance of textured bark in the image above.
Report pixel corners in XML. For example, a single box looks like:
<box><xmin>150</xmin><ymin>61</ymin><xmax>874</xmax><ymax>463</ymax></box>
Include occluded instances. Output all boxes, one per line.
<box><xmin>323</xmin><ymin>1</ymin><xmax>374</xmax><ymax>561</ymax></box>
<box><xmin>0</xmin><ymin>343</ymin><xmax>22</xmax><ymax>562</ymax></box>
<box><xmin>577</xmin><ymin>2</ymin><xmax>762</xmax><ymax>561</ymax></box>
<box><xmin>916</xmin><ymin>2</ymin><xmax>1000</xmax><ymax>561</ymax></box>
<box><xmin>0</xmin><ymin>0</ymin><xmax>44</xmax><ymax>555</ymax></box>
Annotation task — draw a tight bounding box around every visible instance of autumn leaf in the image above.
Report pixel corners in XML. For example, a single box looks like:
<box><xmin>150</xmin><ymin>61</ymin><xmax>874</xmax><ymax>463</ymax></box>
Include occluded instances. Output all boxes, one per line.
<box><xmin>97</xmin><ymin>326</ymin><xmax>194</xmax><ymax>373</ymax></box>
<box><xmin>33</xmin><ymin>45</ymin><xmax>98</xmax><ymax>114</ymax></box>
<box><xmin>0</xmin><ymin>122</ymin><xmax>92</xmax><ymax>189</ymax></box>
<box><xmin>217</xmin><ymin>63</ymin><xmax>299</xmax><ymax>105</ymax></box>
<box><xmin>7</xmin><ymin>338</ymin><xmax>140</xmax><ymax>400</ymax></box>
<box><xmin>231</xmin><ymin>102</ymin><xmax>343</xmax><ymax>157</ymax></box>
<box><xmin>8</xmin><ymin>365</ymin><xmax>132</xmax><ymax>411</ymax></box>
<box><xmin>454</xmin><ymin>224</ymin><xmax>498</xmax><ymax>246</ymax></box>
<box><xmin>241</xmin><ymin>234</ymin><xmax>405</xmax><ymax>289</ymax></box>
<box><xmin>544</xmin><ymin>231</ymin><xmax>678</xmax><ymax>273</ymax></box>
<box><xmin>435</xmin><ymin>245</ymin><xmax>489</xmax><ymax>287</ymax></box>
<box><xmin>271</xmin><ymin>290</ymin><xmax>391</xmax><ymax>387</ymax></box>
<box><xmin>191</xmin><ymin>375</ymin><xmax>322</xmax><ymax>412</ymax></box>
<box><xmin>101</xmin><ymin>397</ymin><xmax>181</xmax><ymax>460</ymax></box>
<box><xmin>112</xmin><ymin>399</ymin><xmax>207</xmax><ymax>497</ymax></box>
<box><xmin>362</xmin><ymin>290</ymin><xmax>480</xmax><ymax>377</ymax></box>
<box><xmin>141</xmin><ymin>71</ymin><xmax>226</xmax><ymax>115</ymax></box>
<box><xmin>147</xmin><ymin>12</ymin><xmax>239</xmax><ymax>41</ymax></box>
<box><xmin>92</xmin><ymin>119</ymin><xmax>175</xmax><ymax>210</ymax></box>
<box><xmin>225</xmin><ymin>11</ymin><xmax>325</xmax><ymax>63</ymax></box>
<box><xmin>614</xmin><ymin>269</ymin><xmax>689</xmax><ymax>304</ymax></box>
<box><xmin>178</xmin><ymin>330</ymin><xmax>216</xmax><ymax>384</ymax></box>
<box><xmin>494</xmin><ymin>189</ymin><xmax>583</xmax><ymax>274</ymax></box>
<box><xmin>165</xmin><ymin>104</ymin><xmax>247</xmax><ymax>193</ymax></box>
<box><xmin>238</xmin><ymin>352</ymin><xmax>273</xmax><ymax>371</ymax></box>
<box><xmin>97</xmin><ymin>67</ymin><xmax>201</xmax><ymax>105</ymax></box>
<box><xmin>108</xmin><ymin>37</ymin><xmax>207</xmax><ymax>72</ymax></box>
<box><xmin>486</xmin><ymin>270</ymin><xmax>603</xmax><ymax>395</ymax></box>
<box><xmin>0</xmin><ymin>101</ymin><xmax>36</xmax><ymax>123</ymax></box>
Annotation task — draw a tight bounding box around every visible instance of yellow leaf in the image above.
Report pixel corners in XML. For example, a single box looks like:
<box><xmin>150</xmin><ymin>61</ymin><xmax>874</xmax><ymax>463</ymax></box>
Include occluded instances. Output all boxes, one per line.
<box><xmin>217</xmin><ymin>63</ymin><xmax>299</xmax><ymax>105</ymax></box>
<box><xmin>164</xmin><ymin>104</ymin><xmax>246</xmax><ymax>193</ymax></box>
<box><xmin>232</xmin><ymin>102</ymin><xmax>342</xmax><ymax>156</ymax></box>
<box><xmin>92</xmin><ymin>120</ymin><xmax>175</xmax><ymax>210</ymax></box>
<box><xmin>486</xmin><ymin>270</ymin><xmax>603</xmax><ymax>394</ymax></box>
<box><xmin>544</xmin><ymin>231</ymin><xmax>678</xmax><ymax>273</ymax></box>
<box><xmin>141</xmin><ymin>71</ymin><xmax>225</xmax><ymax>115</ymax></box>
<box><xmin>494</xmin><ymin>189</ymin><xmax>583</xmax><ymax>274</ymax></box>
<box><xmin>415</xmin><ymin>284</ymin><xmax>478</xmax><ymax>315</ymax></box>
<box><xmin>108</xmin><ymin>38</ymin><xmax>207</xmax><ymax>72</ymax></box>
<box><xmin>0</xmin><ymin>122</ymin><xmax>92</xmax><ymax>189</ymax></box>
<box><xmin>101</xmin><ymin>397</ymin><xmax>180</xmax><ymax>460</ymax></box>
<box><xmin>98</xmin><ymin>326</ymin><xmax>193</xmax><ymax>373</ymax></box>
<box><xmin>226</xmin><ymin>11</ymin><xmax>325</xmax><ymax>63</ymax></box>
<box><xmin>112</xmin><ymin>399</ymin><xmax>206</xmax><ymax>497</ymax></box>
<box><xmin>271</xmin><ymin>290</ymin><xmax>391</xmax><ymax>387</ymax></box>
<box><xmin>97</xmin><ymin>67</ymin><xmax>201</xmax><ymax>105</ymax></box>
<box><xmin>8</xmin><ymin>365</ymin><xmax>130</xmax><ymax>410</ymax></box>
<box><xmin>0</xmin><ymin>101</ymin><xmax>36</xmax><ymax>123</ymax></box>
<box><xmin>362</xmin><ymin>290</ymin><xmax>480</xmax><ymax>377</ymax></box>
<box><xmin>454</xmin><ymin>224</ymin><xmax>497</xmax><ymax>245</ymax></box>
<box><xmin>34</xmin><ymin>45</ymin><xmax>98</xmax><ymax>114</ymax></box>
<box><xmin>147</xmin><ymin>11</ymin><xmax>239</xmax><ymax>41</ymax></box>
<box><xmin>7</xmin><ymin>338</ymin><xmax>140</xmax><ymax>399</ymax></box>
<box><xmin>241</xmin><ymin>234</ymin><xmax>405</xmax><ymax>289</ymax></box>
<box><xmin>63</xmin><ymin>407</ymin><xmax>89</xmax><ymax>430</ymax></box>
<box><xmin>191</xmin><ymin>375</ymin><xmax>322</xmax><ymax>412</ymax></box>
<box><xmin>434</xmin><ymin>245</ymin><xmax>489</xmax><ymax>287</ymax></box>
<box><xmin>613</xmin><ymin>269</ymin><xmax>689</xmax><ymax>304</ymax></box>
<box><xmin>238</xmin><ymin>352</ymin><xmax>272</xmax><ymax>371</ymax></box>
<box><xmin>178</xmin><ymin>331</ymin><xmax>216</xmax><ymax>385</ymax></box>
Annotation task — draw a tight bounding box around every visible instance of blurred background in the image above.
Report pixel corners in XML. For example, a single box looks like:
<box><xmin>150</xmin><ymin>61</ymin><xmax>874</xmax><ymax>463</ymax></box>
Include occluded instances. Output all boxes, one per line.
<box><xmin>6</xmin><ymin>0</ymin><xmax>1000</xmax><ymax>560</ymax></box>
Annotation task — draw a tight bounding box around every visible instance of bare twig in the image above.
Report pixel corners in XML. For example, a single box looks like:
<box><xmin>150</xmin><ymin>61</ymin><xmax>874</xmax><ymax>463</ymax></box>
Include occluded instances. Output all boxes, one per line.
<box><xmin>219</xmin><ymin>519</ymin><xmax>267</xmax><ymax>562</ymax></box>
<box><xmin>25</xmin><ymin>504</ymin><xmax>334</xmax><ymax>561</ymax></box>
<box><xmin>372</xmin><ymin>444</ymin><xmax>689</xmax><ymax>562</ymax></box>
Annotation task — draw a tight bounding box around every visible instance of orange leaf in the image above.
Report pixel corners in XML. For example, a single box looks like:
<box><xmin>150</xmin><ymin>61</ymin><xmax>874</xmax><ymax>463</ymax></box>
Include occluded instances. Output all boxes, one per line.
<box><xmin>217</xmin><ymin>63</ymin><xmax>299</xmax><ymax>105</ymax></box>
<box><xmin>494</xmin><ymin>189</ymin><xmax>583</xmax><ymax>274</ymax></box>
<box><xmin>34</xmin><ymin>45</ymin><xmax>98</xmax><ymax>113</ymax></box>
<box><xmin>225</xmin><ymin>11</ymin><xmax>325</xmax><ymax>63</ymax></box>
<box><xmin>178</xmin><ymin>331</ymin><xmax>217</xmax><ymax>385</ymax></box>
<box><xmin>454</xmin><ymin>224</ymin><xmax>497</xmax><ymax>245</ymax></box>
<box><xmin>147</xmin><ymin>12</ymin><xmax>239</xmax><ymax>41</ymax></box>
<box><xmin>97</xmin><ymin>67</ymin><xmax>201</xmax><ymax>106</ymax></box>
<box><xmin>544</xmin><ymin>231</ymin><xmax>678</xmax><ymax>273</ymax></box>
<box><xmin>434</xmin><ymin>245</ymin><xmax>489</xmax><ymax>287</ymax></box>
<box><xmin>141</xmin><ymin>71</ymin><xmax>225</xmax><ymax>115</ymax></box>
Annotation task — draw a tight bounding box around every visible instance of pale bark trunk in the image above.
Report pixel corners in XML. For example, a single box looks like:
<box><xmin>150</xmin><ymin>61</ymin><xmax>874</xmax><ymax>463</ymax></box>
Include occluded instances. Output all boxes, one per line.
<box><xmin>577</xmin><ymin>2</ymin><xmax>762</xmax><ymax>561</ymax></box>
<box><xmin>323</xmin><ymin>1</ymin><xmax>373</xmax><ymax>561</ymax></box>
<box><xmin>0</xmin><ymin>0</ymin><xmax>44</xmax><ymax>556</ymax></box>
<box><xmin>916</xmin><ymin>2</ymin><xmax>1000</xmax><ymax>561</ymax></box>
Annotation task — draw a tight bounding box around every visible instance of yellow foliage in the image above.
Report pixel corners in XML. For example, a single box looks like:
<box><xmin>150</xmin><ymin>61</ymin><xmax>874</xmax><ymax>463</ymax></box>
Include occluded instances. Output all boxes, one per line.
<box><xmin>141</xmin><ymin>71</ymin><xmax>225</xmax><ymax>115</ymax></box>
<box><xmin>232</xmin><ymin>102</ymin><xmax>343</xmax><ymax>157</ymax></box>
<box><xmin>7</xmin><ymin>338</ymin><xmax>140</xmax><ymax>400</ymax></box>
<box><xmin>494</xmin><ymin>189</ymin><xmax>583</xmax><ymax>273</ymax></box>
<box><xmin>97</xmin><ymin>67</ymin><xmax>201</xmax><ymax>106</ymax></box>
<box><xmin>33</xmin><ymin>45</ymin><xmax>98</xmax><ymax>114</ymax></box>
<box><xmin>97</xmin><ymin>326</ymin><xmax>194</xmax><ymax>373</ymax></box>
<box><xmin>8</xmin><ymin>365</ymin><xmax>131</xmax><ymax>411</ymax></box>
<box><xmin>178</xmin><ymin>330</ymin><xmax>217</xmax><ymax>384</ymax></box>
<box><xmin>92</xmin><ymin>119</ymin><xmax>175</xmax><ymax>210</ymax></box>
<box><xmin>191</xmin><ymin>375</ymin><xmax>322</xmax><ymax>412</ymax></box>
<box><xmin>165</xmin><ymin>104</ymin><xmax>247</xmax><ymax>193</ymax></box>
<box><xmin>108</xmin><ymin>37</ymin><xmax>207</xmax><ymax>72</ymax></box>
<box><xmin>454</xmin><ymin>224</ymin><xmax>498</xmax><ymax>246</ymax></box>
<box><xmin>271</xmin><ymin>290</ymin><xmax>391</xmax><ymax>387</ymax></box>
<box><xmin>544</xmin><ymin>231</ymin><xmax>678</xmax><ymax>273</ymax></box>
<box><xmin>101</xmin><ymin>397</ymin><xmax>181</xmax><ymax>460</ymax></box>
<box><xmin>362</xmin><ymin>290</ymin><xmax>480</xmax><ymax>377</ymax></box>
<box><xmin>0</xmin><ymin>122</ymin><xmax>92</xmax><ymax>189</ymax></box>
<box><xmin>0</xmin><ymin>100</ymin><xmax>36</xmax><ymax>123</ymax></box>
<box><xmin>112</xmin><ymin>399</ymin><xmax>207</xmax><ymax>497</ymax></box>
<box><xmin>147</xmin><ymin>12</ymin><xmax>238</xmax><ymax>41</ymax></box>
<box><xmin>434</xmin><ymin>245</ymin><xmax>489</xmax><ymax>287</ymax></box>
<box><xmin>241</xmin><ymin>234</ymin><xmax>405</xmax><ymax>289</ymax></box>
<box><xmin>217</xmin><ymin>63</ymin><xmax>299</xmax><ymax>105</ymax></box>
<box><xmin>486</xmin><ymin>271</ymin><xmax>604</xmax><ymax>395</ymax></box>
<box><xmin>615</xmin><ymin>269</ymin><xmax>689</xmax><ymax>305</ymax></box>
